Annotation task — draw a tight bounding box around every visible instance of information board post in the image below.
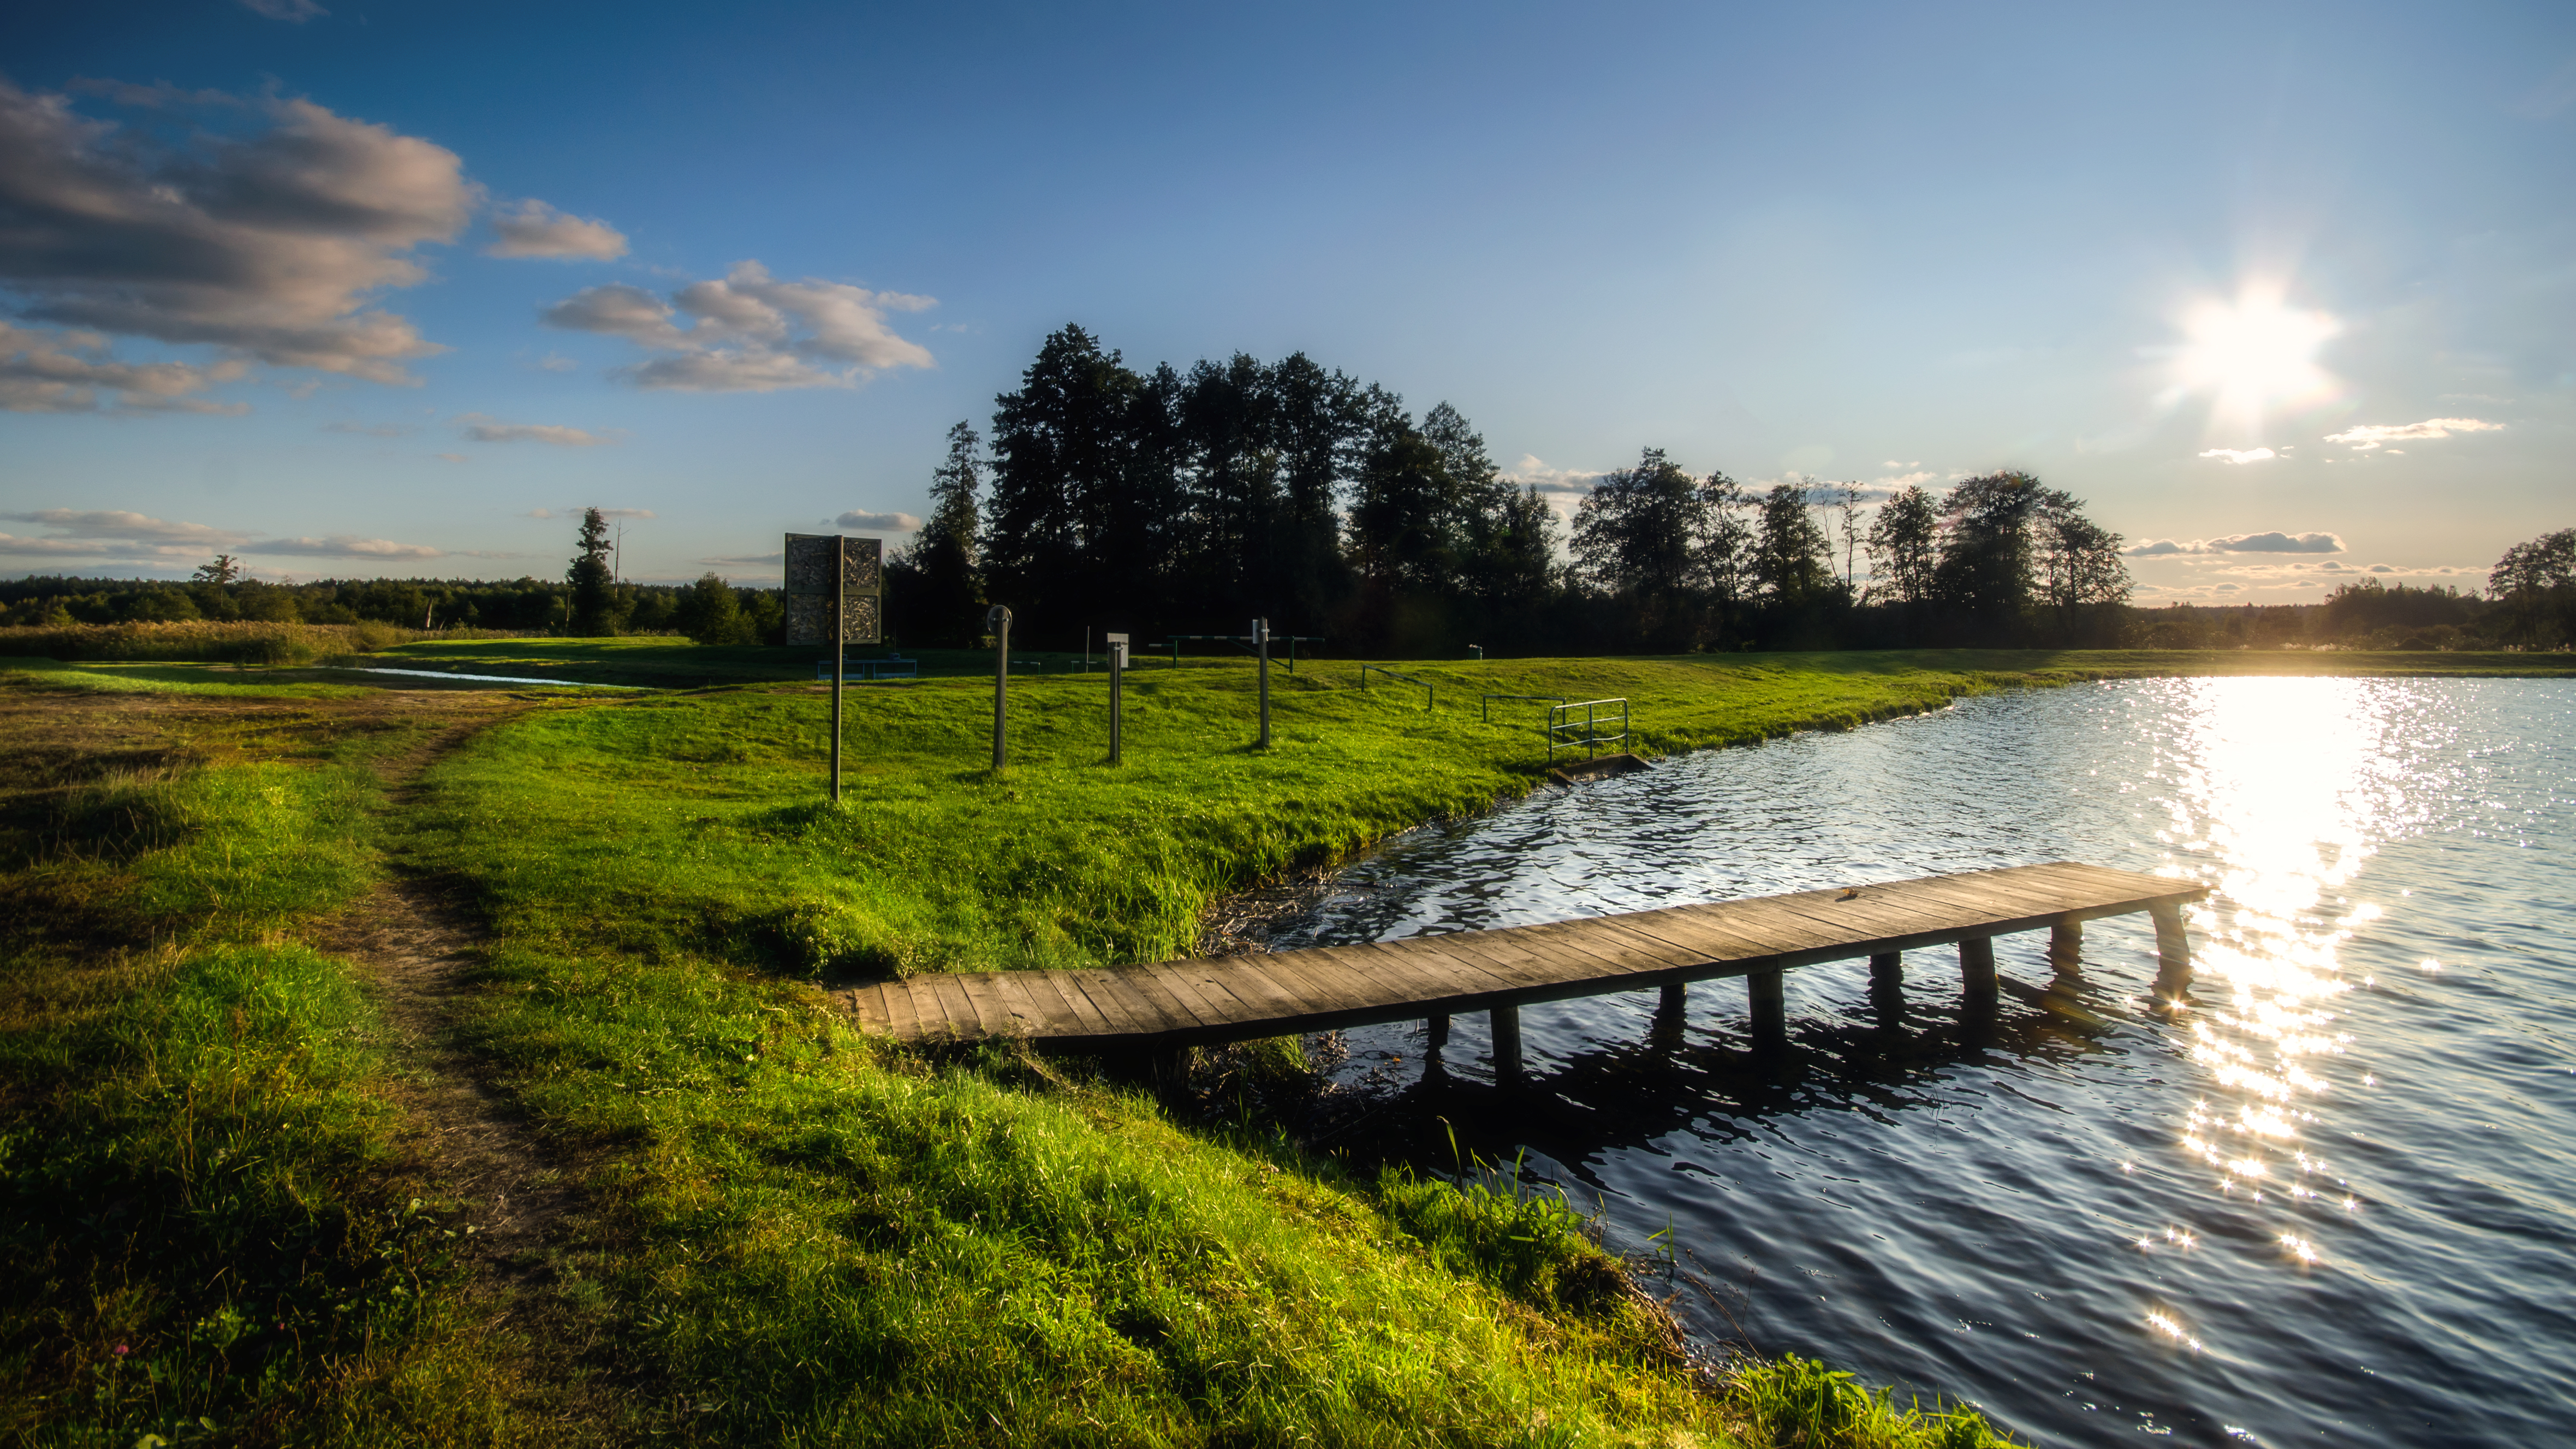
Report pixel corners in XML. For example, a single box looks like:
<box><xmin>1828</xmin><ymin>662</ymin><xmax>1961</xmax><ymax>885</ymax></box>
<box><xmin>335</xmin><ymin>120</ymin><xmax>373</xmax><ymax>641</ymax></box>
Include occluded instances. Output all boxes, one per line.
<box><xmin>830</xmin><ymin>540</ymin><xmax>844</xmax><ymax>802</ymax></box>
<box><xmin>783</xmin><ymin>533</ymin><xmax>881</xmax><ymax>805</ymax></box>
<box><xmin>1104</xmin><ymin>632</ymin><xmax>1128</xmax><ymax>764</ymax></box>
<box><xmin>1254</xmin><ymin>616</ymin><xmax>1271</xmax><ymax>749</ymax></box>
<box><xmin>987</xmin><ymin>604</ymin><xmax>1012</xmax><ymax>770</ymax></box>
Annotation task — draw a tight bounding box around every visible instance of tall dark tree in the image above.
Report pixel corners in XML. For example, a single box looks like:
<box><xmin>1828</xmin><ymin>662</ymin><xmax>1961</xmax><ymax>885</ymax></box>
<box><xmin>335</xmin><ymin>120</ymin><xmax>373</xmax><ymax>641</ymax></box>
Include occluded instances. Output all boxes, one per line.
<box><xmin>1264</xmin><ymin>353</ymin><xmax>1363</xmax><ymax>625</ymax></box>
<box><xmin>1175</xmin><ymin>353</ymin><xmax>1283</xmax><ymax>613</ymax></box>
<box><xmin>193</xmin><ymin>554</ymin><xmax>241</xmax><ymax>585</ymax></box>
<box><xmin>1572</xmin><ymin>448</ymin><xmax>1708</xmax><ymax>646</ymax></box>
<box><xmin>1864</xmin><ymin>485</ymin><xmax>1940</xmax><ymax>605</ymax></box>
<box><xmin>906</xmin><ymin>420</ymin><xmax>987</xmax><ymax>644</ymax></box>
<box><xmin>1751</xmin><ymin>483</ymin><xmax>1837</xmax><ymax>609</ymax></box>
<box><xmin>2487</xmin><ymin>526</ymin><xmax>2576</xmax><ymax>646</ymax></box>
<box><xmin>984</xmin><ymin>326</ymin><xmax>1147</xmax><ymax>637</ymax></box>
<box><xmin>1931</xmin><ymin>472</ymin><xmax>2051</xmax><ymax>617</ymax></box>
<box><xmin>1348</xmin><ymin>414</ymin><xmax>1465</xmax><ymax>593</ymax></box>
<box><xmin>2034</xmin><ymin>506</ymin><xmax>2131</xmax><ymax>613</ymax></box>
<box><xmin>567</xmin><ymin>506</ymin><xmax>616</xmax><ymax>635</ymax></box>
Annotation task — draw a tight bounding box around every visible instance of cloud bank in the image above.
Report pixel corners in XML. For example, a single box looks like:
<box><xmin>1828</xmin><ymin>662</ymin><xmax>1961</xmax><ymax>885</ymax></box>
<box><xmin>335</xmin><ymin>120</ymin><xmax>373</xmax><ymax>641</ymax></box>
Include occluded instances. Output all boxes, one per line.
<box><xmin>543</xmin><ymin>262</ymin><xmax>936</xmax><ymax>390</ymax></box>
<box><xmin>2199</xmin><ymin>447</ymin><xmax>2276</xmax><ymax>464</ymax></box>
<box><xmin>835</xmin><ymin>510</ymin><xmax>921</xmax><ymax>532</ymax></box>
<box><xmin>2125</xmin><ymin>530</ymin><xmax>2346</xmax><ymax>557</ymax></box>
<box><xmin>2324</xmin><ymin>417</ymin><xmax>2503</xmax><ymax>450</ymax></box>
<box><xmin>0</xmin><ymin>78</ymin><xmax>626</xmax><ymax>405</ymax></box>
<box><xmin>0</xmin><ymin>508</ymin><xmax>442</xmax><ymax>560</ymax></box>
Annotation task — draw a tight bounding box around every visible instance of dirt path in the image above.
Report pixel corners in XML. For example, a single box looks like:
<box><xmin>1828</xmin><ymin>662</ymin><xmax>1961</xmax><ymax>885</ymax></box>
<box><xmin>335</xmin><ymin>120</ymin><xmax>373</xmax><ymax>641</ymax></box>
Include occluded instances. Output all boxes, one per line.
<box><xmin>319</xmin><ymin>881</ymin><xmax>586</xmax><ymax>1287</ymax></box>
<box><xmin>309</xmin><ymin>703</ymin><xmax>616</xmax><ymax>1356</ymax></box>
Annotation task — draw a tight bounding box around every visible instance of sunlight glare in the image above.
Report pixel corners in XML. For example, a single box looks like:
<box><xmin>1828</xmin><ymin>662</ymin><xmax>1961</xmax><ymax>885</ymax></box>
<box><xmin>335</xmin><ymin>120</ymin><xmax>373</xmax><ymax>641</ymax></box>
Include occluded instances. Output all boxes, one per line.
<box><xmin>2172</xmin><ymin>284</ymin><xmax>2340</xmax><ymax>435</ymax></box>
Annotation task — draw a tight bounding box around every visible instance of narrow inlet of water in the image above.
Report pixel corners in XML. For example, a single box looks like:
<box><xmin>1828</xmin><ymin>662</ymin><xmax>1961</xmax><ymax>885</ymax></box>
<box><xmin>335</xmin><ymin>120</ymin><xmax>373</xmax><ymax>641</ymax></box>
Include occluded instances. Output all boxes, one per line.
<box><xmin>1273</xmin><ymin>678</ymin><xmax>2575</xmax><ymax>1447</ymax></box>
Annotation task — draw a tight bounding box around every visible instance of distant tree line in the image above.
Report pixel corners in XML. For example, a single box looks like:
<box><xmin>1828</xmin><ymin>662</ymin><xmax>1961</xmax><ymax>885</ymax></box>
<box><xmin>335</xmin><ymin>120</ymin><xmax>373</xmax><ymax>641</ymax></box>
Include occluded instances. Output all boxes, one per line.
<box><xmin>879</xmin><ymin>324</ymin><xmax>2137</xmax><ymax>653</ymax></box>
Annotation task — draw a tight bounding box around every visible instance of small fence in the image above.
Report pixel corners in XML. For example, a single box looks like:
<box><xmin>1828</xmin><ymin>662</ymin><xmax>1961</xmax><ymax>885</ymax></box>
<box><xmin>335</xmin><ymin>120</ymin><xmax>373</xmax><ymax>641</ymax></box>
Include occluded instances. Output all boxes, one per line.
<box><xmin>1359</xmin><ymin>664</ymin><xmax>1434</xmax><ymax>710</ymax></box>
<box><xmin>1548</xmin><ymin>698</ymin><xmax>1629</xmax><ymax>762</ymax></box>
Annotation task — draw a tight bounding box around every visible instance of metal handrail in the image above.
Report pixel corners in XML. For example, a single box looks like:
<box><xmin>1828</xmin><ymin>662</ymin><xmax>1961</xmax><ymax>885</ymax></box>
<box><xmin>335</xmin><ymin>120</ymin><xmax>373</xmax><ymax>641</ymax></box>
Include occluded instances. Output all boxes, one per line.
<box><xmin>1359</xmin><ymin>664</ymin><xmax>1433</xmax><ymax>710</ymax></box>
<box><xmin>1548</xmin><ymin>697</ymin><xmax>1629</xmax><ymax>762</ymax></box>
<box><xmin>1482</xmin><ymin>692</ymin><xmax>1567</xmax><ymax>724</ymax></box>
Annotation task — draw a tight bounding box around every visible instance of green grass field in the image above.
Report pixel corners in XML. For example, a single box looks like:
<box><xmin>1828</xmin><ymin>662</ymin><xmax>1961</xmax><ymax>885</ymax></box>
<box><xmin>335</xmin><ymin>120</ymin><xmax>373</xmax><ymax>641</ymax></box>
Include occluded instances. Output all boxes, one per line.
<box><xmin>12</xmin><ymin>638</ymin><xmax>2561</xmax><ymax>1445</ymax></box>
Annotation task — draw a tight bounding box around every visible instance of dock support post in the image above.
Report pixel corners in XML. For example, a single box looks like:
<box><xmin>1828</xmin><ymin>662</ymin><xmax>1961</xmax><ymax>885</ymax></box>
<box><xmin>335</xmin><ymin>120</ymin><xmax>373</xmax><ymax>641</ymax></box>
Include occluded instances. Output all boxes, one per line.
<box><xmin>1960</xmin><ymin>937</ymin><xmax>1997</xmax><ymax>1003</ymax></box>
<box><xmin>2150</xmin><ymin>904</ymin><xmax>2193</xmax><ymax>1001</ymax></box>
<box><xmin>2049</xmin><ymin>921</ymin><xmax>2083</xmax><ymax>975</ymax></box>
<box><xmin>1489</xmin><ymin>1004</ymin><xmax>1522</xmax><ymax>1080</ymax></box>
<box><xmin>1652</xmin><ymin>981</ymin><xmax>1686</xmax><ymax>1049</ymax></box>
<box><xmin>1748</xmin><ymin>969</ymin><xmax>1786</xmax><ymax>1052</ymax></box>
<box><xmin>1426</xmin><ymin>1013</ymin><xmax>1450</xmax><ymax>1049</ymax></box>
<box><xmin>1869</xmin><ymin>951</ymin><xmax>1903</xmax><ymax>1031</ymax></box>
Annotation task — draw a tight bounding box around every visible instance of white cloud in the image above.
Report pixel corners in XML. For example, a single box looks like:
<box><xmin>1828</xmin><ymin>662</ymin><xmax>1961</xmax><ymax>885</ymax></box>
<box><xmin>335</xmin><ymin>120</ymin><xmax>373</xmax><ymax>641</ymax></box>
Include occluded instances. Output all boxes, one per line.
<box><xmin>240</xmin><ymin>0</ymin><xmax>328</xmax><ymax>20</ymax></box>
<box><xmin>0</xmin><ymin>80</ymin><xmax>475</xmax><ymax>387</ymax></box>
<box><xmin>2</xmin><ymin>508</ymin><xmax>245</xmax><ymax>545</ymax></box>
<box><xmin>835</xmin><ymin>510</ymin><xmax>921</xmax><ymax>532</ymax></box>
<box><xmin>542</xmin><ymin>261</ymin><xmax>936</xmax><ymax>391</ymax></box>
<box><xmin>1501</xmin><ymin>454</ymin><xmax>1607</xmax><ymax>495</ymax></box>
<box><xmin>486</xmin><ymin>199</ymin><xmax>628</xmax><ymax>260</ymax></box>
<box><xmin>2323</xmin><ymin>418</ymin><xmax>2504</xmax><ymax>450</ymax></box>
<box><xmin>2198</xmin><ymin>447</ymin><xmax>2276</xmax><ymax>465</ymax></box>
<box><xmin>242</xmin><ymin>535</ymin><xmax>442</xmax><ymax>559</ymax></box>
<box><xmin>2123</xmin><ymin>530</ymin><xmax>2346</xmax><ymax>557</ymax></box>
<box><xmin>454</xmin><ymin>413</ymin><xmax>615</xmax><ymax>446</ymax></box>
<box><xmin>699</xmin><ymin>552</ymin><xmax>784</xmax><ymax>567</ymax></box>
<box><xmin>0</xmin><ymin>508</ymin><xmax>442</xmax><ymax>560</ymax></box>
<box><xmin>0</xmin><ymin>322</ymin><xmax>250</xmax><ymax>413</ymax></box>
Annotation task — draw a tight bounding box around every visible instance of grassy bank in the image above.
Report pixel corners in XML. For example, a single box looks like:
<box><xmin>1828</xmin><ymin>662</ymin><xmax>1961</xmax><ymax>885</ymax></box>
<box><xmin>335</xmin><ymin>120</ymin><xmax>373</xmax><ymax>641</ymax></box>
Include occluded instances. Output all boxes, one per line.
<box><xmin>25</xmin><ymin>647</ymin><xmax>2380</xmax><ymax>1444</ymax></box>
<box><xmin>0</xmin><ymin>684</ymin><xmax>531</xmax><ymax>1444</ymax></box>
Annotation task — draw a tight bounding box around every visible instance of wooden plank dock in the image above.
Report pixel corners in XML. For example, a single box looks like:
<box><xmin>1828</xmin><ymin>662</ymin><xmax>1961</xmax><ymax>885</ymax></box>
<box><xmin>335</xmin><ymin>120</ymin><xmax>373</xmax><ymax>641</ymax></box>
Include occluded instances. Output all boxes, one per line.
<box><xmin>845</xmin><ymin>862</ymin><xmax>2206</xmax><ymax>1061</ymax></box>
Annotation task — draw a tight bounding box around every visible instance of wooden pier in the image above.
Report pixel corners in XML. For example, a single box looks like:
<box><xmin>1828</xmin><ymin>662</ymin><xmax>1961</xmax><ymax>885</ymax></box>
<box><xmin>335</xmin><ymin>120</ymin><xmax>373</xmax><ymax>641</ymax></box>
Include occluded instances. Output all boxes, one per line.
<box><xmin>844</xmin><ymin>862</ymin><xmax>2206</xmax><ymax>1063</ymax></box>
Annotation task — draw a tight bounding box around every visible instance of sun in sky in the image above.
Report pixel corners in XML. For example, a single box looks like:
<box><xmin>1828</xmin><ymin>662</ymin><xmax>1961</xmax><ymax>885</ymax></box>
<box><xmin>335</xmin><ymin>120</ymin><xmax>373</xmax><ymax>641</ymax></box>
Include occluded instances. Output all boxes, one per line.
<box><xmin>2171</xmin><ymin>284</ymin><xmax>2343</xmax><ymax>441</ymax></box>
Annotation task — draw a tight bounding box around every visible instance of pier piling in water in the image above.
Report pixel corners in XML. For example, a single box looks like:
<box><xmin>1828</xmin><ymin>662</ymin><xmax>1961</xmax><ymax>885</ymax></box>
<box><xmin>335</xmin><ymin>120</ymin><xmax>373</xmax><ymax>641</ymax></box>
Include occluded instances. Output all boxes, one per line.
<box><xmin>1960</xmin><ymin>936</ymin><xmax>1998</xmax><ymax>1003</ymax></box>
<box><xmin>2050</xmin><ymin>921</ymin><xmax>2083</xmax><ymax>975</ymax></box>
<box><xmin>2149</xmin><ymin>902</ymin><xmax>2193</xmax><ymax>999</ymax></box>
<box><xmin>1489</xmin><ymin>1004</ymin><xmax>1522</xmax><ymax>1079</ymax></box>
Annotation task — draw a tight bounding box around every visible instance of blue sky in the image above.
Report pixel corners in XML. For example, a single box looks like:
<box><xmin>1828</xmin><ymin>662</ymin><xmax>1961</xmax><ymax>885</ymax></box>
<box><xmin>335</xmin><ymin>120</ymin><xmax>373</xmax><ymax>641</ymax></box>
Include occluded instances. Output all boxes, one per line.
<box><xmin>4</xmin><ymin>0</ymin><xmax>2569</xmax><ymax>601</ymax></box>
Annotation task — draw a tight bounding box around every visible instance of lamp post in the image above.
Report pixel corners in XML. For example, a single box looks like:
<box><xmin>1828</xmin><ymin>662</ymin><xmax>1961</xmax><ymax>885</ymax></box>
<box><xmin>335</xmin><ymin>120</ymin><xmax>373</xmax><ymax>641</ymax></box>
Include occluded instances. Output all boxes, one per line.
<box><xmin>987</xmin><ymin>604</ymin><xmax>1012</xmax><ymax>770</ymax></box>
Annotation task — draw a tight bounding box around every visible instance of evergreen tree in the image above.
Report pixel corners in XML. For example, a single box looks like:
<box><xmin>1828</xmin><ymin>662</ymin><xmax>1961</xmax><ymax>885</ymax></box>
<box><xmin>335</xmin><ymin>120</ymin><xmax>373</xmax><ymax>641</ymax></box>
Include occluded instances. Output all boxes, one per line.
<box><xmin>985</xmin><ymin>325</ymin><xmax>1147</xmax><ymax>638</ymax></box>
<box><xmin>909</xmin><ymin>420</ymin><xmax>987</xmax><ymax>645</ymax></box>
<box><xmin>567</xmin><ymin>507</ymin><xmax>616</xmax><ymax>635</ymax></box>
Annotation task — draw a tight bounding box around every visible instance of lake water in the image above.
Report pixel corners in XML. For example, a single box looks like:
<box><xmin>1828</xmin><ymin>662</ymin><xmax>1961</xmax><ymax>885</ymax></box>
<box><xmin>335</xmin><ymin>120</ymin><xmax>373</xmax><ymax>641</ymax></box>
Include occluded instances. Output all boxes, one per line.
<box><xmin>1274</xmin><ymin>678</ymin><xmax>2574</xmax><ymax>1446</ymax></box>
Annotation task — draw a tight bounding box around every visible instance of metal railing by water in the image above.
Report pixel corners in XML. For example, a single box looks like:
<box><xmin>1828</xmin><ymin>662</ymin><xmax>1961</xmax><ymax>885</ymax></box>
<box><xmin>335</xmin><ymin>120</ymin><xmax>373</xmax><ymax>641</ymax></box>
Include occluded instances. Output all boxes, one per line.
<box><xmin>1359</xmin><ymin>664</ymin><xmax>1434</xmax><ymax>710</ymax></box>
<box><xmin>1548</xmin><ymin>697</ymin><xmax>1629</xmax><ymax>762</ymax></box>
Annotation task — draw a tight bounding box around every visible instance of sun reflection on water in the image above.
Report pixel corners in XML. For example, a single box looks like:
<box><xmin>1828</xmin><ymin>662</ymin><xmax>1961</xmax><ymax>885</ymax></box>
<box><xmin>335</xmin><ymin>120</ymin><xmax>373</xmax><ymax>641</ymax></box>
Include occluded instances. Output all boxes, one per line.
<box><xmin>2138</xmin><ymin>680</ymin><xmax>2442</xmax><ymax>1351</ymax></box>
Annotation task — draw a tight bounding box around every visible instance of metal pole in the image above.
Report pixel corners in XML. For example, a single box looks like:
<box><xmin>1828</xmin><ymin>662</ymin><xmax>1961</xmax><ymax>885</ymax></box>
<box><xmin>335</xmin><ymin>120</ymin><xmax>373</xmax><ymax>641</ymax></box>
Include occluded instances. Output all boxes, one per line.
<box><xmin>987</xmin><ymin>604</ymin><xmax>1011</xmax><ymax>770</ymax></box>
<box><xmin>830</xmin><ymin>537</ymin><xmax>845</xmax><ymax>804</ymax></box>
<box><xmin>1106</xmin><ymin>633</ymin><xmax>1126</xmax><ymax>765</ymax></box>
<box><xmin>1255</xmin><ymin>617</ymin><xmax>1271</xmax><ymax>749</ymax></box>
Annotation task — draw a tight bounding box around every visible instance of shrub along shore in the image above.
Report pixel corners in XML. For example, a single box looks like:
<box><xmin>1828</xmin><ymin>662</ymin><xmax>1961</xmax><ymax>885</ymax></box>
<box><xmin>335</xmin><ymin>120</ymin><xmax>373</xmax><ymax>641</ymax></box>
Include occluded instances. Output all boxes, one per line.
<box><xmin>6</xmin><ymin>639</ymin><xmax>2571</xmax><ymax>1445</ymax></box>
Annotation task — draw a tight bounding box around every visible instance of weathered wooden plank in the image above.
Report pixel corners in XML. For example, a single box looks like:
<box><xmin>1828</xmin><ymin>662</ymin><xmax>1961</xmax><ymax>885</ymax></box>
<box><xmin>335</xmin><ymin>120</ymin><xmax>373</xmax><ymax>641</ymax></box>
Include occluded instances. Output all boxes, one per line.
<box><xmin>893</xmin><ymin>976</ymin><xmax>954</xmax><ymax>1042</ymax></box>
<box><xmin>924</xmin><ymin>972</ymin><xmax>986</xmax><ymax>1040</ymax></box>
<box><xmin>1121</xmin><ymin>964</ymin><xmax>1225</xmax><ymax>1031</ymax></box>
<box><xmin>873</xmin><ymin>979</ymin><xmax>919</xmax><ymax>1039</ymax></box>
<box><xmin>1063</xmin><ymin>968</ymin><xmax>1158</xmax><ymax>1037</ymax></box>
<box><xmin>955</xmin><ymin>972</ymin><xmax>1025</xmax><ymax>1038</ymax></box>
<box><xmin>1028</xmin><ymin>970</ymin><xmax>1114</xmax><ymax>1036</ymax></box>
<box><xmin>986</xmin><ymin>972</ymin><xmax>1058</xmax><ymax>1036</ymax></box>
